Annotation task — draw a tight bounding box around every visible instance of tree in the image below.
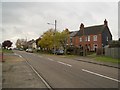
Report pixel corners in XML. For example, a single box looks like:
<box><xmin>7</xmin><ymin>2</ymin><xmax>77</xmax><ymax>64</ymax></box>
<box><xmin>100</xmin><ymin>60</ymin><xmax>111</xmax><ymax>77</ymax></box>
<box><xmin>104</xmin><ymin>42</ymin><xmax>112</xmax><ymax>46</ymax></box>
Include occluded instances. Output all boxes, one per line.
<box><xmin>36</xmin><ymin>37</ymin><xmax>41</xmax><ymax>48</ymax></box>
<box><xmin>38</xmin><ymin>28</ymin><xmax>70</xmax><ymax>53</ymax></box>
<box><xmin>2</xmin><ymin>40</ymin><xmax>13</xmax><ymax>49</ymax></box>
<box><xmin>38</xmin><ymin>29</ymin><xmax>54</xmax><ymax>51</ymax></box>
<box><xmin>16</xmin><ymin>39</ymin><xmax>27</xmax><ymax>49</ymax></box>
<box><xmin>59</xmin><ymin>28</ymin><xmax>70</xmax><ymax>54</ymax></box>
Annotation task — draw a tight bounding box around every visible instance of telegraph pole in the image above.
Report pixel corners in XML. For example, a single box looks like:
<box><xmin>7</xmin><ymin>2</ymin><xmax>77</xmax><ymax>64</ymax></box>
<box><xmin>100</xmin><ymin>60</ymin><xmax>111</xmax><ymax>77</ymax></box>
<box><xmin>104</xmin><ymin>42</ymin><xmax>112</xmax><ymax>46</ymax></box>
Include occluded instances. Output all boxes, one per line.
<box><xmin>47</xmin><ymin>20</ymin><xmax>57</xmax><ymax>55</ymax></box>
<box><xmin>54</xmin><ymin>20</ymin><xmax>57</xmax><ymax>55</ymax></box>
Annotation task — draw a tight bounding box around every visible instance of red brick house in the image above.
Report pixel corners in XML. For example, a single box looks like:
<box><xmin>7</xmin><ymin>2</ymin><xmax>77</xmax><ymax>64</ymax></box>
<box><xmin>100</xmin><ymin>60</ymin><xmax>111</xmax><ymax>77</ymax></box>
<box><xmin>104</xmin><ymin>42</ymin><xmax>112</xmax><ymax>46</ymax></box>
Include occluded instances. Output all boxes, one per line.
<box><xmin>68</xmin><ymin>19</ymin><xmax>112</xmax><ymax>51</ymax></box>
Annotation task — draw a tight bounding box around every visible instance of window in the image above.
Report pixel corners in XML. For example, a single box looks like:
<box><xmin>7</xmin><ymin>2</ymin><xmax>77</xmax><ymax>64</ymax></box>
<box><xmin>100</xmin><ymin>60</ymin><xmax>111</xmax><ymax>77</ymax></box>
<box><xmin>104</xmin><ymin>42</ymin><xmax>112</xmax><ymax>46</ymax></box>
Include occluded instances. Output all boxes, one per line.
<box><xmin>85</xmin><ymin>36</ymin><xmax>87</xmax><ymax>41</ymax></box>
<box><xmin>88</xmin><ymin>36</ymin><xmax>90</xmax><ymax>41</ymax></box>
<box><xmin>80</xmin><ymin>37</ymin><xmax>82</xmax><ymax>42</ymax></box>
<box><xmin>70</xmin><ymin>37</ymin><xmax>72</xmax><ymax>43</ymax></box>
<box><xmin>107</xmin><ymin>36</ymin><xmax>108</xmax><ymax>41</ymax></box>
<box><xmin>93</xmin><ymin>35</ymin><xmax>97</xmax><ymax>41</ymax></box>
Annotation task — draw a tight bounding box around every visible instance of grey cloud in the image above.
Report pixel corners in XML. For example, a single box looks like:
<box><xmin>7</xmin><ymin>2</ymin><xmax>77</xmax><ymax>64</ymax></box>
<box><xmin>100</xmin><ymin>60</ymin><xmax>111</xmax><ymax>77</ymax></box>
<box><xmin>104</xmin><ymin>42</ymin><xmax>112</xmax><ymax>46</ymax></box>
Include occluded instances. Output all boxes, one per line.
<box><xmin>1</xmin><ymin>2</ymin><xmax>118</xmax><ymax>46</ymax></box>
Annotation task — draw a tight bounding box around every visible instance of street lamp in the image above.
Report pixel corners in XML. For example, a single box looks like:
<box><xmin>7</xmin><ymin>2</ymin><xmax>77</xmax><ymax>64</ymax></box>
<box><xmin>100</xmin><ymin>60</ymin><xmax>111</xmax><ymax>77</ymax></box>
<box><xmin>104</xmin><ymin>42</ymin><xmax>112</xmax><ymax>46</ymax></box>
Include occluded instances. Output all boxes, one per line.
<box><xmin>47</xmin><ymin>20</ymin><xmax>57</xmax><ymax>55</ymax></box>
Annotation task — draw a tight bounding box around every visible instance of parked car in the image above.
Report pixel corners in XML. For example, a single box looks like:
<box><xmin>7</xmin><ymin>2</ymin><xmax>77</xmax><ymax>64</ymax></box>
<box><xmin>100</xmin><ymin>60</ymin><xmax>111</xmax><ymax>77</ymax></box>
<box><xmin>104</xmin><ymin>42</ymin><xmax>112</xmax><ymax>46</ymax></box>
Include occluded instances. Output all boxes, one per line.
<box><xmin>19</xmin><ymin>48</ymin><xmax>23</xmax><ymax>51</ymax></box>
<box><xmin>56</xmin><ymin>50</ymin><xmax>64</xmax><ymax>55</ymax></box>
<box><xmin>26</xmin><ymin>48</ymin><xmax>33</xmax><ymax>53</ymax></box>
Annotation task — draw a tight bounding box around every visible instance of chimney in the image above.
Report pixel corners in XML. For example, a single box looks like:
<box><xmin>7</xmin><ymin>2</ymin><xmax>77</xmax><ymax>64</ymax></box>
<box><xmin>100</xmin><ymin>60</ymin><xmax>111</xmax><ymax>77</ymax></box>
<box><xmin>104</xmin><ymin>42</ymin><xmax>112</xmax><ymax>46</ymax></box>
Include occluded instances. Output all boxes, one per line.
<box><xmin>80</xmin><ymin>23</ymin><xmax>84</xmax><ymax>30</ymax></box>
<box><xmin>104</xmin><ymin>19</ymin><xmax>108</xmax><ymax>26</ymax></box>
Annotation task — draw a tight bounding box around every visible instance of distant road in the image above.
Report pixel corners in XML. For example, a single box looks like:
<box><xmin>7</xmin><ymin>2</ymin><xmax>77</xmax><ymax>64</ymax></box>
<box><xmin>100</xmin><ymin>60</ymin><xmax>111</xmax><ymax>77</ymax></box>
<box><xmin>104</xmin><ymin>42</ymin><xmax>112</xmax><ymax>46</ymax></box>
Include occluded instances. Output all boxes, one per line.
<box><xmin>14</xmin><ymin>50</ymin><xmax>119</xmax><ymax>88</ymax></box>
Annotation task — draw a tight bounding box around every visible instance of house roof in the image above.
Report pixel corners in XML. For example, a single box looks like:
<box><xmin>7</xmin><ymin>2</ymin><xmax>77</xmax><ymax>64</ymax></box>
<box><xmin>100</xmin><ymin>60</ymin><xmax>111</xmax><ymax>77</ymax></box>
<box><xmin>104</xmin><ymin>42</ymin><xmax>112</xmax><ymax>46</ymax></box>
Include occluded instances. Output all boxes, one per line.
<box><xmin>70</xmin><ymin>31</ymin><xmax>78</xmax><ymax>37</ymax></box>
<box><xmin>75</xmin><ymin>24</ymin><xmax>109</xmax><ymax>36</ymax></box>
<box><xmin>27</xmin><ymin>39</ymin><xmax>35</xmax><ymax>45</ymax></box>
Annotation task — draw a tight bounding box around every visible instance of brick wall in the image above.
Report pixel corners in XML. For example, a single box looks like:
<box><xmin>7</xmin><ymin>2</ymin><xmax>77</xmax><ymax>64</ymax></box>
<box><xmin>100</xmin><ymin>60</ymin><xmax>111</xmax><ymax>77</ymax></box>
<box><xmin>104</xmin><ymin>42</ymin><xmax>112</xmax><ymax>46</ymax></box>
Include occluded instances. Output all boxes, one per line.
<box><xmin>67</xmin><ymin>34</ymin><xmax>103</xmax><ymax>51</ymax></box>
<box><xmin>74</xmin><ymin>34</ymin><xmax>102</xmax><ymax>51</ymax></box>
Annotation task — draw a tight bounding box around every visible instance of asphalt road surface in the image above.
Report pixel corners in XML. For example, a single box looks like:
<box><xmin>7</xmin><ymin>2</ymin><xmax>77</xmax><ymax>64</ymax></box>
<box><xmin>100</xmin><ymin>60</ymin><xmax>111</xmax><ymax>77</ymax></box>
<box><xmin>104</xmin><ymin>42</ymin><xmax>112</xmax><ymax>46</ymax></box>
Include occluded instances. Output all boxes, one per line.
<box><xmin>14</xmin><ymin>50</ymin><xmax>119</xmax><ymax>88</ymax></box>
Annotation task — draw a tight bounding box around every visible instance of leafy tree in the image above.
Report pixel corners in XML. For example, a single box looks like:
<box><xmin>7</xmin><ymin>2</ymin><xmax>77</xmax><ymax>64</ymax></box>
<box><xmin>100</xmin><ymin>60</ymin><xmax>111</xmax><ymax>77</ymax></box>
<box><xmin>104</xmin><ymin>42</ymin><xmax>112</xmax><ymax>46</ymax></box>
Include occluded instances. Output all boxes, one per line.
<box><xmin>16</xmin><ymin>39</ymin><xmax>27</xmax><ymax>49</ymax></box>
<box><xmin>38</xmin><ymin>29</ymin><xmax>54</xmax><ymax>51</ymax></box>
<box><xmin>59</xmin><ymin>28</ymin><xmax>70</xmax><ymax>54</ymax></box>
<box><xmin>2</xmin><ymin>40</ymin><xmax>13</xmax><ymax>49</ymax></box>
<box><xmin>38</xmin><ymin>28</ymin><xmax>70</xmax><ymax>54</ymax></box>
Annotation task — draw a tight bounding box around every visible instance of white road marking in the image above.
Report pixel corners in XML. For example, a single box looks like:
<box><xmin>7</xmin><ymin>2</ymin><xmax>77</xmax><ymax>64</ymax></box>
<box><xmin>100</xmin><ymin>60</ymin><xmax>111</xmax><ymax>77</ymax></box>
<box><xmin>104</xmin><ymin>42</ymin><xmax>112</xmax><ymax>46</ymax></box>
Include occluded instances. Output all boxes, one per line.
<box><xmin>18</xmin><ymin>55</ymin><xmax>23</xmax><ymax>58</ymax></box>
<box><xmin>47</xmin><ymin>58</ymin><xmax>54</xmax><ymax>61</ymax></box>
<box><xmin>14</xmin><ymin>53</ymin><xmax>23</xmax><ymax>58</ymax></box>
<box><xmin>57</xmin><ymin>61</ymin><xmax>72</xmax><ymax>67</ymax></box>
<box><xmin>82</xmin><ymin>69</ymin><xmax>120</xmax><ymax>82</ymax></box>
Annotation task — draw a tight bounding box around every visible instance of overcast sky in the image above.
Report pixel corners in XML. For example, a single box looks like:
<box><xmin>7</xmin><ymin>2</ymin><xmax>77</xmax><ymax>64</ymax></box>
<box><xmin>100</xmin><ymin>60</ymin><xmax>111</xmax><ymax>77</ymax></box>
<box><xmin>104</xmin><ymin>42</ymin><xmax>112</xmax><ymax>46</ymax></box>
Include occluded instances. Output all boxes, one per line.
<box><xmin>1</xmin><ymin>1</ymin><xmax>119</xmax><ymax>47</ymax></box>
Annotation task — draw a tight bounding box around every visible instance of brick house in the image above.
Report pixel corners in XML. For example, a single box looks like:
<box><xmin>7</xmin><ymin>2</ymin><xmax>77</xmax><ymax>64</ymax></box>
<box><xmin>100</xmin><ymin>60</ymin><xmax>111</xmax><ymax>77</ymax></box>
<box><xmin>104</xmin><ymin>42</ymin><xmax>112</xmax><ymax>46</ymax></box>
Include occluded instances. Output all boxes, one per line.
<box><xmin>68</xmin><ymin>19</ymin><xmax>112</xmax><ymax>51</ymax></box>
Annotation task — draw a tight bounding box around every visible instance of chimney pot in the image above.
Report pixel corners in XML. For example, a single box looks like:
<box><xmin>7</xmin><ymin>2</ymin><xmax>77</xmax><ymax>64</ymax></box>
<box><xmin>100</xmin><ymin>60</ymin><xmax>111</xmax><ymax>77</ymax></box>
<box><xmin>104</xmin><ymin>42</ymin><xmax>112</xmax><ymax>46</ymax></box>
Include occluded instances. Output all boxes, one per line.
<box><xmin>80</xmin><ymin>23</ymin><xmax>84</xmax><ymax>30</ymax></box>
<box><xmin>104</xmin><ymin>19</ymin><xmax>108</xmax><ymax>26</ymax></box>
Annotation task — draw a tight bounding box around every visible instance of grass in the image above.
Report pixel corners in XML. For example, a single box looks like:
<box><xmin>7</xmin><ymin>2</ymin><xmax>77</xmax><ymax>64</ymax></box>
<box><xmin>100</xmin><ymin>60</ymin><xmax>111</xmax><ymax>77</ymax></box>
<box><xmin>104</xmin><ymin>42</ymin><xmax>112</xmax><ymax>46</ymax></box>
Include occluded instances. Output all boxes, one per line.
<box><xmin>36</xmin><ymin>51</ymin><xmax>120</xmax><ymax>64</ymax></box>
<box><xmin>88</xmin><ymin>53</ymin><xmax>120</xmax><ymax>64</ymax></box>
<box><xmin>94</xmin><ymin>56</ymin><xmax>120</xmax><ymax>64</ymax></box>
<box><xmin>0</xmin><ymin>49</ymin><xmax>2</xmax><ymax>53</ymax></box>
<box><xmin>2</xmin><ymin>49</ymin><xmax>13</xmax><ymax>53</ymax></box>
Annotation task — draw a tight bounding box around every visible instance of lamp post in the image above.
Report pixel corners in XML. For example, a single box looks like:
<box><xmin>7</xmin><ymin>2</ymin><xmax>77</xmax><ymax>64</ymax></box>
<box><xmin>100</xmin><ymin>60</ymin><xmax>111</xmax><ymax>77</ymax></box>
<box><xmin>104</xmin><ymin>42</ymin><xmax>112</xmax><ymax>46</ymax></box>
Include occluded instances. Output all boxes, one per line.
<box><xmin>47</xmin><ymin>20</ymin><xmax>57</xmax><ymax>55</ymax></box>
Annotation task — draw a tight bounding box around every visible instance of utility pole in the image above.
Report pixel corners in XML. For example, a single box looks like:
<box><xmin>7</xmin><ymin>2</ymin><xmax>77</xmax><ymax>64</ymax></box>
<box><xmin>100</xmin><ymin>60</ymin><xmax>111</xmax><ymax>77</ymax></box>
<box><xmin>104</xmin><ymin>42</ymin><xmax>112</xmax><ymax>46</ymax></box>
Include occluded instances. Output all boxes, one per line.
<box><xmin>47</xmin><ymin>20</ymin><xmax>57</xmax><ymax>55</ymax></box>
<box><xmin>54</xmin><ymin>20</ymin><xmax>57</xmax><ymax>55</ymax></box>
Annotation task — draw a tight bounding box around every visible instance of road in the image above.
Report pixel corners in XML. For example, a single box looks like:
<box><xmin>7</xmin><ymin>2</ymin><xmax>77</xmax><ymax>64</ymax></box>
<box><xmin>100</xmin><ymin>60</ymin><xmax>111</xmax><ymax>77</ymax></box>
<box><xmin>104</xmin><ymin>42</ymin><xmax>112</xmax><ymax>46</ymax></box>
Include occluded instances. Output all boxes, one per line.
<box><xmin>14</xmin><ymin>50</ymin><xmax>119</xmax><ymax>88</ymax></box>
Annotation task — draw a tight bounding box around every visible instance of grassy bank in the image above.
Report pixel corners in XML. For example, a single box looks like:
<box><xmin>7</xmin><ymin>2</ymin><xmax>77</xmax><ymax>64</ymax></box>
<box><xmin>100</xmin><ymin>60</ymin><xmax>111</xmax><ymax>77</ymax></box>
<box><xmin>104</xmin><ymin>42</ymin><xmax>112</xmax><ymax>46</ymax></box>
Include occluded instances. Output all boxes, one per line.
<box><xmin>0</xmin><ymin>49</ymin><xmax>2</xmax><ymax>53</ymax></box>
<box><xmin>94</xmin><ymin>56</ymin><xmax>120</xmax><ymax>64</ymax></box>
<box><xmin>2</xmin><ymin>49</ymin><xmax>13</xmax><ymax>53</ymax></box>
<box><xmin>88</xmin><ymin>53</ymin><xmax>120</xmax><ymax>64</ymax></box>
<box><xmin>36</xmin><ymin>51</ymin><xmax>120</xmax><ymax>64</ymax></box>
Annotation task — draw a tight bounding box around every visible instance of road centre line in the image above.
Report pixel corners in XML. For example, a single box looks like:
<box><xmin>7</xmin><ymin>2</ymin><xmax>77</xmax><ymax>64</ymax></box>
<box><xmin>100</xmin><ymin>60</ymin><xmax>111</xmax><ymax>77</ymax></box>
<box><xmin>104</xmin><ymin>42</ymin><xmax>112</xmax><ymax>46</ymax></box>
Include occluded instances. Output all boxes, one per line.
<box><xmin>47</xmin><ymin>58</ymin><xmax>54</xmax><ymax>61</ymax></box>
<box><xmin>82</xmin><ymin>69</ymin><xmax>120</xmax><ymax>83</ymax></box>
<box><xmin>57</xmin><ymin>61</ymin><xmax>72</xmax><ymax>67</ymax></box>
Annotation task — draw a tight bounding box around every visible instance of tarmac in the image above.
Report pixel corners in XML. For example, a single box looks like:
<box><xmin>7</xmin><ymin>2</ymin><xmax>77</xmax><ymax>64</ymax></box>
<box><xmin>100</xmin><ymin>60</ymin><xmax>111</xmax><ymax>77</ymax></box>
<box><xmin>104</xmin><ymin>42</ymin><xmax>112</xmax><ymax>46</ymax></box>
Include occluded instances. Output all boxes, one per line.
<box><xmin>0</xmin><ymin>62</ymin><xmax>2</xmax><ymax>90</ymax></box>
<box><xmin>2</xmin><ymin>53</ymin><xmax>47</xmax><ymax>88</ymax></box>
<box><xmin>1</xmin><ymin>52</ymin><xmax>120</xmax><ymax>89</ymax></box>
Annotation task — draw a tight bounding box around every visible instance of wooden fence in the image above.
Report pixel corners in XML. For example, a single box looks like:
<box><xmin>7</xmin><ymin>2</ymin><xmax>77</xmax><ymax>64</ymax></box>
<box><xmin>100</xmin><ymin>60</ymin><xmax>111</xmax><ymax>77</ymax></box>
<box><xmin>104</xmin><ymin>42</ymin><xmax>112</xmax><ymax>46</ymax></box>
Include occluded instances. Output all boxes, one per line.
<box><xmin>105</xmin><ymin>47</ymin><xmax>120</xmax><ymax>59</ymax></box>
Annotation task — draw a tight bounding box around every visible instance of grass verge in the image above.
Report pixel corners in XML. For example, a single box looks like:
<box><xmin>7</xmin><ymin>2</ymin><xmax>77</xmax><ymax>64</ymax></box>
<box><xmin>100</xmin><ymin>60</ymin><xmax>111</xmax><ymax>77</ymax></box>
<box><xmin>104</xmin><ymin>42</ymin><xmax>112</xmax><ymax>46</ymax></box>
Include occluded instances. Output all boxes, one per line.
<box><xmin>2</xmin><ymin>49</ymin><xmax>13</xmax><ymax>53</ymax></box>
<box><xmin>88</xmin><ymin>53</ymin><xmax>120</xmax><ymax>64</ymax></box>
<box><xmin>94</xmin><ymin>56</ymin><xmax>120</xmax><ymax>64</ymax></box>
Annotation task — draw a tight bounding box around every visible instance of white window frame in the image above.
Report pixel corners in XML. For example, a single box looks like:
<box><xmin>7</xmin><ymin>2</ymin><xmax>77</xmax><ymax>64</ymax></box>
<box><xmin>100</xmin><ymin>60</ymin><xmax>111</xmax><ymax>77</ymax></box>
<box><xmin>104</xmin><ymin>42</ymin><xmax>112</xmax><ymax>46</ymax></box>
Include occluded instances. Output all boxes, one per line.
<box><xmin>93</xmin><ymin>35</ymin><xmax>97</xmax><ymax>41</ymax></box>
<box><xmin>88</xmin><ymin>36</ymin><xmax>90</xmax><ymax>41</ymax></box>
<box><xmin>85</xmin><ymin>36</ymin><xmax>87</xmax><ymax>41</ymax></box>
<box><xmin>79</xmin><ymin>37</ymin><xmax>82</xmax><ymax>42</ymax></box>
<box><xmin>107</xmin><ymin>36</ymin><xmax>108</xmax><ymax>41</ymax></box>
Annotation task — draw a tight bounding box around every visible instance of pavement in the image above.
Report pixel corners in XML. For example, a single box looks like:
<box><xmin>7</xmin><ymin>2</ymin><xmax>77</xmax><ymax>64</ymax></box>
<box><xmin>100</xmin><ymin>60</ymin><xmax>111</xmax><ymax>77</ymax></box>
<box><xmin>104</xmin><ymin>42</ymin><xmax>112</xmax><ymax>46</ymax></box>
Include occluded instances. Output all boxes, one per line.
<box><xmin>2</xmin><ymin>53</ymin><xmax>47</xmax><ymax>88</ymax></box>
<box><xmin>0</xmin><ymin>62</ymin><xmax>2</xmax><ymax>90</ymax></box>
<box><xmin>0</xmin><ymin>52</ymin><xmax>2</xmax><ymax>90</ymax></box>
<box><xmin>14</xmin><ymin>50</ymin><xmax>119</xmax><ymax>88</ymax></box>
